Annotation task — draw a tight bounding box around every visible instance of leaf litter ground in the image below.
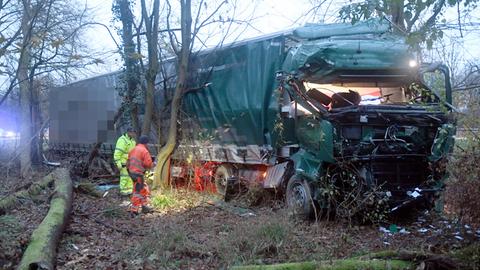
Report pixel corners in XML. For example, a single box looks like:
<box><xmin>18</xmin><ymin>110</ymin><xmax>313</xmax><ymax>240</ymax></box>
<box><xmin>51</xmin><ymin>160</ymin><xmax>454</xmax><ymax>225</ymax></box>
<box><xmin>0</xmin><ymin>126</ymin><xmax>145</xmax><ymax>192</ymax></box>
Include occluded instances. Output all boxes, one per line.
<box><xmin>1</xmin><ymin>182</ymin><xmax>480</xmax><ymax>269</ymax></box>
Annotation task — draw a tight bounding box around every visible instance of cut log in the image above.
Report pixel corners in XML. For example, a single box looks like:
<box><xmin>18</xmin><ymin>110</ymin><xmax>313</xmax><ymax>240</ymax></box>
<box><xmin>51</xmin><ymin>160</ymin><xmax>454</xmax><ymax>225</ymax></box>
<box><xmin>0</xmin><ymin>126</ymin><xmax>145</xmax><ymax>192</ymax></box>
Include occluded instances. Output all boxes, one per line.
<box><xmin>0</xmin><ymin>173</ymin><xmax>54</xmax><ymax>214</ymax></box>
<box><xmin>75</xmin><ymin>182</ymin><xmax>103</xmax><ymax>197</ymax></box>
<box><xmin>17</xmin><ymin>168</ymin><xmax>73</xmax><ymax>270</ymax></box>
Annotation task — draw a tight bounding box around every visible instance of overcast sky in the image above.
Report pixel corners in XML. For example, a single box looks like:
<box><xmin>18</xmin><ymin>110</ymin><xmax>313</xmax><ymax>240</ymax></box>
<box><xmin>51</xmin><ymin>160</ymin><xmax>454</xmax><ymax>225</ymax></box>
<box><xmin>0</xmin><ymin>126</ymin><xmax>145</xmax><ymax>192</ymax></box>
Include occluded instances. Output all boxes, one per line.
<box><xmin>85</xmin><ymin>0</ymin><xmax>325</xmax><ymax>74</ymax></box>
<box><xmin>83</xmin><ymin>0</ymin><xmax>479</xmax><ymax>78</ymax></box>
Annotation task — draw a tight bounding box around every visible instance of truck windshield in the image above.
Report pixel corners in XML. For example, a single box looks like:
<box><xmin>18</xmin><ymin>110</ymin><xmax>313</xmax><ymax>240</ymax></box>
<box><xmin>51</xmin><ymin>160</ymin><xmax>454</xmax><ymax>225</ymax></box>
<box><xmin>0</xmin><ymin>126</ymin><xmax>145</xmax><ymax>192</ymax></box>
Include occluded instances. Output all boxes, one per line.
<box><xmin>302</xmin><ymin>80</ymin><xmax>440</xmax><ymax>111</ymax></box>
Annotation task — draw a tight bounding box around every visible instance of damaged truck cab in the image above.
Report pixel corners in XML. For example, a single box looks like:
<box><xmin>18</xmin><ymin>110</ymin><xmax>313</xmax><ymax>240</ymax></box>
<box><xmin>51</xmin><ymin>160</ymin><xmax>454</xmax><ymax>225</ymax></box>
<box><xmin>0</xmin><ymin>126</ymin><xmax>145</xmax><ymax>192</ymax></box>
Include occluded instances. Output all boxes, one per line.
<box><xmin>278</xmin><ymin>20</ymin><xmax>455</xmax><ymax>218</ymax></box>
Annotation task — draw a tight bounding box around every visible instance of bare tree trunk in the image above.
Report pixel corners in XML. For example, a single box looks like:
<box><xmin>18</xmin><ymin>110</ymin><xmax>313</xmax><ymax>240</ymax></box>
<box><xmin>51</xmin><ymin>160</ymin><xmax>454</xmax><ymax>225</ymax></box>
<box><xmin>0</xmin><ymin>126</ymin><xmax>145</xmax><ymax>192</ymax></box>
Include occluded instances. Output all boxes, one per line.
<box><xmin>19</xmin><ymin>0</ymin><xmax>33</xmax><ymax>178</ymax></box>
<box><xmin>153</xmin><ymin>0</ymin><xmax>192</xmax><ymax>189</ymax></box>
<box><xmin>140</xmin><ymin>0</ymin><xmax>160</xmax><ymax>136</ymax></box>
<box><xmin>390</xmin><ymin>0</ymin><xmax>406</xmax><ymax>32</ymax></box>
<box><xmin>31</xmin><ymin>82</ymin><xmax>42</xmax><ymax>165</ymax></box>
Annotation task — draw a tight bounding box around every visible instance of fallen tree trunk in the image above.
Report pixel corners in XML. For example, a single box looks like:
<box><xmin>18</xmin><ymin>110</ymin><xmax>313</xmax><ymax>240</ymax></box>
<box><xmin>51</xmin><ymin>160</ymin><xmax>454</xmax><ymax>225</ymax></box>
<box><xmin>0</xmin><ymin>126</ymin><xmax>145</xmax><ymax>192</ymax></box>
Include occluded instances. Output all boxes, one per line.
<box><xmin>17</xmin><ymin>168</ymin><xmax>73</xmax><ymax>270</ymax></box>
<box><xmin>0</xmin><ymin>173</ymin><xmax>55</xmax><ymax>214</ymax></box>
<box><xmin>231</xmin><ymin>258</ymin><xmax>413</xmax><ymax>270</ymax></box>
<box><xmin>232</xmin><ymin>250</ymin><xmax>462</xmax><ymax>270</ymax></box>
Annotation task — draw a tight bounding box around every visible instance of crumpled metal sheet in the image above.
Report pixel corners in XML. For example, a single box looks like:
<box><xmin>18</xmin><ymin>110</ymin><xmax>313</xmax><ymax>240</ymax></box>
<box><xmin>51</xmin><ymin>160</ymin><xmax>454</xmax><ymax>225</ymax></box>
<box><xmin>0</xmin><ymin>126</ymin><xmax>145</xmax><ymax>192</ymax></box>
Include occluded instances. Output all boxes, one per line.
<box><xmin>293</xmin><ymin>18</ymin><xmax>391</xmax><ymax>39</ymax></box>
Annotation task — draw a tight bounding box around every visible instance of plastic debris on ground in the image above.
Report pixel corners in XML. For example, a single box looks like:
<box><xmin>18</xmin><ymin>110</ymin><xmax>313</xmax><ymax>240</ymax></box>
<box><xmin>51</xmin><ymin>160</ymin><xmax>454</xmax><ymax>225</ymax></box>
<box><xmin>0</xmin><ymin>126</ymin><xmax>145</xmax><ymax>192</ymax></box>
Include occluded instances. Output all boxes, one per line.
<box><xmin>389</xmin><ymin>224</ymin><xmax>398</xmax><ymax>233</ymax></box>
<box><xmin>240</xmin><ymin>212</ymin><xmax>256</xmax><ymax>217</ymax></box>
<box><xmin>407</xmin><ymin>190</ymin><xmax>421</xmax><ymax>198</ymax></box>
<box><xmin>96</xmin><ymin>184</ymin><xmax>118</xmax><ymax>191</ymax></box>
<box><xmin>379</xmin><ymin>225</ymin><xmax>411</xmax><ymax>235</ymax></box>
<box><xmin>379</xmin><ymin>227</ymin><xmax>390</xmax><ymax>234</ymax></box>
<box><xmin>120</xmin><ymin>200</ymin><xmax>131</xmax><ymax>207</ymax></box>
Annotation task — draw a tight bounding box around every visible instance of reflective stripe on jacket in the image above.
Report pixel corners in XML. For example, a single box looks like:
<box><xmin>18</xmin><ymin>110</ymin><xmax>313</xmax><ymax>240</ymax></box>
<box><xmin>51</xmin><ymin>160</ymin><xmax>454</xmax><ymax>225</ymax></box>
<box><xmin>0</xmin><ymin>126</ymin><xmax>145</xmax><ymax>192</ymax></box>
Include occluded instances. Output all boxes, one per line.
<box><xmin>113</xmin><ymin>134</ymin><xmax>136</xmax><ymax>167</ymax></box>
<box><xmin>127</xmin><ymin>144</ymin><xmax>153</xmax><ymax>175</ymax></box>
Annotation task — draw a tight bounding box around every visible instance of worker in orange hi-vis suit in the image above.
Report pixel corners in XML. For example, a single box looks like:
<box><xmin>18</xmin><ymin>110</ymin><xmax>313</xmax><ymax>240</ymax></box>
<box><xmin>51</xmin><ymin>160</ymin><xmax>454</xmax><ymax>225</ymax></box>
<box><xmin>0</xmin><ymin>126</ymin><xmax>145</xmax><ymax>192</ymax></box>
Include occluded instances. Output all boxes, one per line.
<box><xmin>127</xmin><ymin>135</ymin><xmax>153</xmax><ymax>214</ymax></box>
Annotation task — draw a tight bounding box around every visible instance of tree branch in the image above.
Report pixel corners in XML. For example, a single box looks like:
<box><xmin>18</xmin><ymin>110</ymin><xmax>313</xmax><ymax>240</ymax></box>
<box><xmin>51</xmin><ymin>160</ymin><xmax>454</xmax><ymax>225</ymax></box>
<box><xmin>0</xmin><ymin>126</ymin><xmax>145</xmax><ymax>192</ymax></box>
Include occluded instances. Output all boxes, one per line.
<box><xmin>166</xmin><ymin>0</ymin><xmax>179</xmax><ymax>55</ymax></box>
<box><xmin>406</xmin><ymin>0</ymin><xmax>425</xmax><ymax>32</ymax></box>
<box><xmin>419</xmin><ymin>0</ymin><xmax>445</xmax><ymax>33</ymax></box>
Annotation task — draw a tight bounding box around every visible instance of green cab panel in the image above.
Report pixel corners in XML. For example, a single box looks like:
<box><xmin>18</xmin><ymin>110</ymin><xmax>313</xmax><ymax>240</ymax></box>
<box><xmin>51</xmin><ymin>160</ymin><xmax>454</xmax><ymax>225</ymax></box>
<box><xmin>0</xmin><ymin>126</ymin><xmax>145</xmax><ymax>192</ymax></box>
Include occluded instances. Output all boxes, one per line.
<box><xmin>289</xmin><ymin>149</ymin><xmax>322</xmax><ymax>181</ymax></box>
<box><xmin>430</xmin><ymin>124</ymin><xmax>456</xmax><ymax>161</ymax></box>
<box><xmin>296</xmin><ymin>116</ymin><xmax>335</xmax><ymax>163</ymax></box>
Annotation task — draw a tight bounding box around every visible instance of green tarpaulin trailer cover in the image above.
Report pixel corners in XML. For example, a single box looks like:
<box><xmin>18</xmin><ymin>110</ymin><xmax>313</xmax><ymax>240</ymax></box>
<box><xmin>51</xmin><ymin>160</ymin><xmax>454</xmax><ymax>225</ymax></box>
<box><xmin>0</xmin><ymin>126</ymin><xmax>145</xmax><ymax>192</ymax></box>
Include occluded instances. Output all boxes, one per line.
<box><xmin>183</xmin><ymin>37</ymin><xmax>285</xmax><ymax>146</ymax></box>
<box><xmin>182</xmin><ymin>18</ymin><xmax>412</xmax><ymax>147</ymax></box>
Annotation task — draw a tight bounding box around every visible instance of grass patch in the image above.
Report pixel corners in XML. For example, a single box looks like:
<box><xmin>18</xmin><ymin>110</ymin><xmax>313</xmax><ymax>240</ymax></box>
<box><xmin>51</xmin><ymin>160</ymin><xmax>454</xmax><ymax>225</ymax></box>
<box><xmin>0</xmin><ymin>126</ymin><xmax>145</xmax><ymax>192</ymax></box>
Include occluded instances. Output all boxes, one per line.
<box><xmin>212</xmin><ymin>211</ymin><xmax>295</xmax><ymax>267</ymax></box>
<box><xmin>257</xmin><ymin>223</ymin><xmax>288</xmax><ymax>246</ymax></box>
<box><xmin>451</xmin><ymin>243</ymin><xmax>480</xmax><ymax>269</ymax></box>
<box><xmin>149</xmin><ymin>188</ymin><xmax>211</xmax><ymax>211</ymax></box>
<box><xmin>125</xmin><ymin>223</ymin><xmax>204</xmax><ymax>269</ymax></box>
<box><xmin>125</xmin><ymin>208</ymin><xmax>296</xmax><ymax>268</ymax></box>
<box><xmin>151</xmin><ymin>194</ymin><xmax>176</xmax><ymax>209</ymax></box>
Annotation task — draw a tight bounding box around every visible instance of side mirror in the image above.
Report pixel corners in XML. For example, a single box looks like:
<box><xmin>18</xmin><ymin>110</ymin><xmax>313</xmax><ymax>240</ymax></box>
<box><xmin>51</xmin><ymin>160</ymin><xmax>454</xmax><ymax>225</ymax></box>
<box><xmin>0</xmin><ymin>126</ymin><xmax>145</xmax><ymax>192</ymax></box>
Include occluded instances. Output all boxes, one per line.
<box><xmin>420</xmin><ymin>63</ymin><xmax>452</xmax><ymax>106</ymax></box>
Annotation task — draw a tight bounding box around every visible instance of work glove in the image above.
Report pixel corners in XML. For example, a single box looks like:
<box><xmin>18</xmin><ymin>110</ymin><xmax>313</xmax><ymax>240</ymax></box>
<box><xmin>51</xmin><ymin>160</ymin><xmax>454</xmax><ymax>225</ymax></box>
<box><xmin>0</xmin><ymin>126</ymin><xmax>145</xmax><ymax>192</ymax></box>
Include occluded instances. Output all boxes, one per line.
<box><xmin>144</xmin><ymin>170</ymin><xmax>154</xmax><ymax>185</ymax></box>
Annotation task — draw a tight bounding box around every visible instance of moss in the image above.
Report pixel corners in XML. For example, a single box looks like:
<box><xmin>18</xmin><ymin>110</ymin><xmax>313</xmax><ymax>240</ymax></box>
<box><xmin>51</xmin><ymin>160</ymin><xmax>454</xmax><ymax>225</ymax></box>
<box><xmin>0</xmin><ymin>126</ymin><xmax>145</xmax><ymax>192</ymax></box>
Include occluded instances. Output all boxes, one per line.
<box><xmin>231</xmin><ymin>261</ymin><xmax>317</xmax><ymax>270</ymax></box>
<box><xmin>18</xmin><ymin>169</ymin><xmax>72</xmax><ymax>270</ymax></box>
<box><xmin>231</xmin><ymin>259</ymin><xmax>413</xmax><ymax>270</ymax></box>
<box><xmin>450</xmin><ymin>243</ymin><xmax>480</xmax><ymax>268</ymax></box>
<box><xmin>318</xmin><ymin>259</ymin><xmax>412</xmax><ymax>270</ymax></box>
<box><xmin>356</xmin><ymin>250</ymin><xmax>405</xmax><ymax>259</ymax></box>
<box><xmin>0</xmin><ymin>174</ymin><xmax>54</xmax><ymax>212</ymax></box>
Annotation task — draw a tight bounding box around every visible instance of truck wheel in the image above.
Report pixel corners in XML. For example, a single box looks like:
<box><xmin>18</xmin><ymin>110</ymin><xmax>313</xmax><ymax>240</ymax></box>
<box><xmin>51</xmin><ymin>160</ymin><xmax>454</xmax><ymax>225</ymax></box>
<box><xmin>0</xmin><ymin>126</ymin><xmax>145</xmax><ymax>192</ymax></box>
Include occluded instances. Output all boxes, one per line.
<box><xmin>214</xmin><ymin>165</ymin><xmax>234</xmax><ymax>197</ymax></box>
<box><xmin>286</xmin><ymin>176</ymin><xmax>315</xmax><ymax>219</ymax></box>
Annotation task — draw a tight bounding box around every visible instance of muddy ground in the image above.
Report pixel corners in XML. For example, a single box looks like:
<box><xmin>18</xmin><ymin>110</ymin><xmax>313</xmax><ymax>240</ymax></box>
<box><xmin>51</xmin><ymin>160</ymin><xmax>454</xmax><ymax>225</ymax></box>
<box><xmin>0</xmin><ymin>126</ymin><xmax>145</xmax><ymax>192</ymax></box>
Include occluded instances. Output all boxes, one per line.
<box><xmin>1</xmin><ymin>171</ymin><xmax>479</xmax><ymax>270</ymax></box>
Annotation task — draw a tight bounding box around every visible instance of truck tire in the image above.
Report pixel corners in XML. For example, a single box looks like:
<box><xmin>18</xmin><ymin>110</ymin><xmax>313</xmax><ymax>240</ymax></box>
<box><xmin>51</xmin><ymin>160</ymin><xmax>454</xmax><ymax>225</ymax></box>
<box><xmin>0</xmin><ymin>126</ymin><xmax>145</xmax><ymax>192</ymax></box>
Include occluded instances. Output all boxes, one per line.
<box><xmin>214</xmin><ymin>164</ymin><xmax>234</xmax><ymax>197</ymax></box>
<box><xmin>286</xmin><ymin>176</ymin><xmax>315</xmax><ymax>219</ymax></box>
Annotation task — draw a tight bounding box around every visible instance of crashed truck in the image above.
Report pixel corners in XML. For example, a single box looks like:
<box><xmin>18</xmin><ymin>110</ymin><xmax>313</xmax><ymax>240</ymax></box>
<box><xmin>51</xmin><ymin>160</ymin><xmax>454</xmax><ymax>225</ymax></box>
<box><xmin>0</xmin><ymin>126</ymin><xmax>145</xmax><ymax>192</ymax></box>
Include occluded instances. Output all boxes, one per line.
<box><xmin>49</xmin><ymin>18</ymin><xmax>455</xmax><ymax>218</ymax></box>
<box><xmin>176</xmin><ymin>18</ymin><xmax>455</xmax><ymax>217</ymax></box>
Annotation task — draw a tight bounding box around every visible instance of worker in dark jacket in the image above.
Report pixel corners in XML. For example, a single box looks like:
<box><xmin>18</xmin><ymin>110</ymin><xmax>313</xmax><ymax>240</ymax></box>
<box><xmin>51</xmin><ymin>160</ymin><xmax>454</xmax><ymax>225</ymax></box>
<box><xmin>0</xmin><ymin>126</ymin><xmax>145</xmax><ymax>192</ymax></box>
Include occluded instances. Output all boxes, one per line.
<box><xmin>114</xmin><ymin>127</ymin><xmax>136</xmax><ymax>195</ymax></box>
<box><xmin>127</xmin><ymin>135</ymin><xmax>153</xmax><ymax>214</ymax></box>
